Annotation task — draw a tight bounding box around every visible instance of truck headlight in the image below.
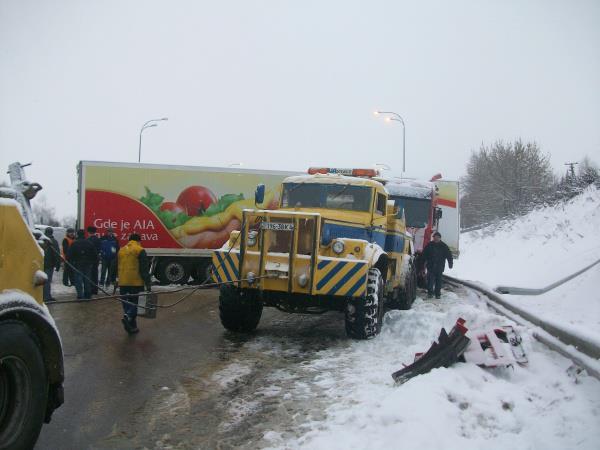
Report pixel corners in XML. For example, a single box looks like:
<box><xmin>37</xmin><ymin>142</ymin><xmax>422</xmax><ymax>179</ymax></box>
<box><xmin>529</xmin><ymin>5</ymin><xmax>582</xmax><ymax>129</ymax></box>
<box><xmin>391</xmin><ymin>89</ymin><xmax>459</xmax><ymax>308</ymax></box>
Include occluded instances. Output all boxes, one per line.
<box><xmin>297</xmin><ymin>273</ymin><xmax>309</xmax><ymax>287</ymax></box>
<box><xmin>332</xmin><ymin>240</ymin><xmax>345</xmax><ymax>255</ymax></box>
<box><xmin>247</xmin><ymin>230</ymin><xmax>258</xmax><ymax>246</ymax></box>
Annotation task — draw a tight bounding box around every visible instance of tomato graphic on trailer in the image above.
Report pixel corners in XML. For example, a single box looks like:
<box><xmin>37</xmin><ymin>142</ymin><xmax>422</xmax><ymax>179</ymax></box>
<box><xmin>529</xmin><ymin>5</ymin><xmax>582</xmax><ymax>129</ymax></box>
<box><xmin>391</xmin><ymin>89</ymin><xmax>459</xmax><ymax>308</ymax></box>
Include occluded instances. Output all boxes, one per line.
<box><xmin>176</xmin><ymin>186</ymin><xmax>217</xmax><ymax>215</ymax></box>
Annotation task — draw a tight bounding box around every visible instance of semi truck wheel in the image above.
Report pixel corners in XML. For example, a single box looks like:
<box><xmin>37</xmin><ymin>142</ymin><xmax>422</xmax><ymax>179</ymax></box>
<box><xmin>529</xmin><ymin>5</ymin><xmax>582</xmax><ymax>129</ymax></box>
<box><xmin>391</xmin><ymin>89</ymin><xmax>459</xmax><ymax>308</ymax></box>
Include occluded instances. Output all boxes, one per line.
<box><xmin>157</xmin><ymin>259</ymin><xmax>190</xmax><ymax>285</ymax></box>
<box><xmin>345</xmin><ymin>268</ymin><xmax>384</xmax><ymax>339</ymax></box>
<box><xmin>219</xmin><ymin>286</ymin><xmax>263</xmax><ymax>332</ymax></box>
<box><xmin>191</xmin><ymin>259</ymin><xmax>214</xmax><ymax>285</ymax></box>
<box><xmin>0</xmin><ymin>321</ymin><xmax>48</xmax><ymax>450</ymax></box>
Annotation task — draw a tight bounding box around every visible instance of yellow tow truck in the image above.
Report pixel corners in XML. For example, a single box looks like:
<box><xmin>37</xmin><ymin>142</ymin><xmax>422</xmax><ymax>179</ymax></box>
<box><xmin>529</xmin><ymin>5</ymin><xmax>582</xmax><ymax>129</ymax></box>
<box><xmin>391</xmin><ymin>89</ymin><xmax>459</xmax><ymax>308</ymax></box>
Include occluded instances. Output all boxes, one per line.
<box><xmin>0</xmin><ymin>162</ymin><xmax>64</xmax><ymax>449</ymax></box>
<box><xmin>212</xmin><ymin>168</ymin><xmax>417</xmax><ymax>339</ymax></box>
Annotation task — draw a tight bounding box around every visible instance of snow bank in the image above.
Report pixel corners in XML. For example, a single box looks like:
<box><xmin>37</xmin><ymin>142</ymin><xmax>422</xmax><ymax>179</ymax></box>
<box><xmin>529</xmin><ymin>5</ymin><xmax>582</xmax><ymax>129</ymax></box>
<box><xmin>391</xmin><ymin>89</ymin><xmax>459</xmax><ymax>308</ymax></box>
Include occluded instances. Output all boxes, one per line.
<box><xmin>452</xmin><ymin>186</ymin><xmax>600</xmax><ymax>286</ymax></box>
<box><xmin>450</xmin><ymin>186</ymin><xmax>600</xmax><ymax>346</ymax></box>
<box><xmin>254</xmin><ymin>291</ymin><xmax>600</xmax><ymax>450</ymax></box>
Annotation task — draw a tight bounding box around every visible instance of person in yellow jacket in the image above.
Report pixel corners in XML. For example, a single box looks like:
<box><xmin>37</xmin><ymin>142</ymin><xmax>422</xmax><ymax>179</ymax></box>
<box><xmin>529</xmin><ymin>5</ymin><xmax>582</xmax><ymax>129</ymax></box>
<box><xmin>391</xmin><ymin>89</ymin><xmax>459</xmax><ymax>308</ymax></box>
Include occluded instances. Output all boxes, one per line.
<box><xmin>117</xmin><ymin>233</ymin><xmax>151</xmax><ymax>334</ymax></box>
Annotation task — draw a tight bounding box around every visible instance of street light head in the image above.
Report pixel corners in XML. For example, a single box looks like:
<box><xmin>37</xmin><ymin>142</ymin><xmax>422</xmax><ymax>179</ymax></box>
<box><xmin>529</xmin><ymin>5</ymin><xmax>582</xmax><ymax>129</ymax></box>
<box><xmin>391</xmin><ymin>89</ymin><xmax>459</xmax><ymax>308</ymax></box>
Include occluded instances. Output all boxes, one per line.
<box><xmin>374</xmin><ymin>111</ymin><xmax>380</xmax><ymax>116</ymax></box>
<box><xmin>161</xmin><ymin>117</ymin><xmax>168</xmax><ymax>121</ymax></box>
<box><xmin>149</xmin><ymin>123</ymin><xmax>158</xmax><ymax>128</ymax></box>
<box><xmin>385</xmin><ymin>117</ymin><xmax>391</xmax><ymax>122</ymax></box>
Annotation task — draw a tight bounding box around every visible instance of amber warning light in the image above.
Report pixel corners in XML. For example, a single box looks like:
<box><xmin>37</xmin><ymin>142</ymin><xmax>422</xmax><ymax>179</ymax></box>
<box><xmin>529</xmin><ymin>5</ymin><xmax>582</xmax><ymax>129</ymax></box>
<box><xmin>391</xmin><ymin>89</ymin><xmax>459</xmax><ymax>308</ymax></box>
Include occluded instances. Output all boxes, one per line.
<box><xmin>307</xmin><ymin>167</ymin><xmax>379</xmax><ymax>177</ymax></box>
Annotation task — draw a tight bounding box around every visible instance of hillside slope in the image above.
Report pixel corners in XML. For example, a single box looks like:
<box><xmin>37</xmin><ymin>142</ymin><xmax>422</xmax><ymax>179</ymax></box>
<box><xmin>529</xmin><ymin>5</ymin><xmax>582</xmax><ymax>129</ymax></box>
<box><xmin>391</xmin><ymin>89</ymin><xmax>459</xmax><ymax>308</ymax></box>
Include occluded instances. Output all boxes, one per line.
<box><xmin>450</xmin><ymin>186</ymin><xmax>600</xmax><ymax>344</ymax></box>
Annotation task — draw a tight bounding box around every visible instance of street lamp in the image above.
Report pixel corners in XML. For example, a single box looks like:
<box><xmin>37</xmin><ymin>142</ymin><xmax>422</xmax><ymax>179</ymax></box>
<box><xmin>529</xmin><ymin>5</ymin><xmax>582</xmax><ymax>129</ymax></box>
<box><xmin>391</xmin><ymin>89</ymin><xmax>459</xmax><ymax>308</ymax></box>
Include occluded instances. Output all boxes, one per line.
<box><xmin>374</xmin><ymin>111</ymin><xmax>406</xmax><ymax>173</ymax></box>
<box><xmin>138</xmin><ymin>117</ymin><xmax>168</xmax><ymax>163</ymax></box>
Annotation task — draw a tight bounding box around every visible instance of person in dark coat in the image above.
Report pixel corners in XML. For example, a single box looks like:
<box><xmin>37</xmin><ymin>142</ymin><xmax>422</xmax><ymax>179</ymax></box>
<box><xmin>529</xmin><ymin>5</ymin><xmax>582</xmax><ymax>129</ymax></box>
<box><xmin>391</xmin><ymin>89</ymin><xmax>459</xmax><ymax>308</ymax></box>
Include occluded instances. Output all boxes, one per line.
<box><xmin>68</xmin><ymin>229</ymin><xmax>97</xmax><ymax>299</ymax></box>
<box><xmin>62</xmin><ymin>228</ymin><xmax>76</xmax><ymax>286</ymax></box>
<box><xmin>422</xmin><ymin>231</ymin><xmax>453</xmax><ymax>299</ymax></box>
<box><xmin>100</xmin><ymin>228</ymin><xmax>120</xmax><ymax>288</ymax></box>
<box><xmin>42</xmin><ymin>227</ymin><xmax>61</xmax><ymax>302</ymax></box>
<box><xmin>87</xmin><ymin>226</ymin><xmax>102</xmax><ymax>294</ymax></box>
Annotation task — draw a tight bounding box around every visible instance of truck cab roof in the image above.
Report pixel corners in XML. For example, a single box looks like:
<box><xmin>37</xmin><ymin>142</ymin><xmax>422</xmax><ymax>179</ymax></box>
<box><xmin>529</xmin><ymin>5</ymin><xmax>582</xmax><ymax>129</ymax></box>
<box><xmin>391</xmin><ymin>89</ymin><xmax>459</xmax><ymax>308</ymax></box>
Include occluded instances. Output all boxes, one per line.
<box><xmin>283</xmin><ymin>173</ymin><xmax>386</xmax><ymax>190</ymax></box>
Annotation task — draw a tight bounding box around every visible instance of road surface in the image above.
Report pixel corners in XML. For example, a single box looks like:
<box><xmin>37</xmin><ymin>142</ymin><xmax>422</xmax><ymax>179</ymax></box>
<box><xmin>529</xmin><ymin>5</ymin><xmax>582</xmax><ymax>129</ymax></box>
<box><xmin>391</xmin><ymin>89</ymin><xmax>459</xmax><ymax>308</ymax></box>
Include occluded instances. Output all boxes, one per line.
<box><xmin>37</xmin><ymin>285</ymin><xmax>347</xmax><ymax>449</ymax></box>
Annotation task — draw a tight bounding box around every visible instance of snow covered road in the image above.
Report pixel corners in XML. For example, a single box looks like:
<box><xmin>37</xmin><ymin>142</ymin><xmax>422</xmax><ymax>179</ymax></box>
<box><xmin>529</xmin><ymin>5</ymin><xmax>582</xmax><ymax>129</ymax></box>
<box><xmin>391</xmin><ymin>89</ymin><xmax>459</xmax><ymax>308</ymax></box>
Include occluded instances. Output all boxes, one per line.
<box><xmin>208</xmin><ymin>286</ymin><xmax>600</xmax><ymax>450</ymax></box>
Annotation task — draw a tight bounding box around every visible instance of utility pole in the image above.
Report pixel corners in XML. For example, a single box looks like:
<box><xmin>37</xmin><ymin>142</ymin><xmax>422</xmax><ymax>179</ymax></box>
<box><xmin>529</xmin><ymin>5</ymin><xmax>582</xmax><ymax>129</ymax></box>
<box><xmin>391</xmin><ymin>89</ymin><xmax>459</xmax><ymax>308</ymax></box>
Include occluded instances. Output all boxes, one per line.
<box><xmin>564</xmin><ymin>162</ymin><xmax>578</xmax><ymax>180</ymax></box>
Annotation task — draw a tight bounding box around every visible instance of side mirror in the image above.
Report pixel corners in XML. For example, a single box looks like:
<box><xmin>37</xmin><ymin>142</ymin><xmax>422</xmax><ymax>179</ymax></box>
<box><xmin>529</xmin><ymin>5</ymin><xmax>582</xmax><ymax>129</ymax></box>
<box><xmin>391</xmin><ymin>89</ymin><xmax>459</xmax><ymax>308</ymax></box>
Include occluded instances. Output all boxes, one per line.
<box><xmin>436</xmin><ymin>208</ymin><xmax>443</xmax><ymax>219</ymax></box>
<box><xmin>255</xmin><ymin>184</ymin><xmax>265</xmax><ymax>205</ymax></box>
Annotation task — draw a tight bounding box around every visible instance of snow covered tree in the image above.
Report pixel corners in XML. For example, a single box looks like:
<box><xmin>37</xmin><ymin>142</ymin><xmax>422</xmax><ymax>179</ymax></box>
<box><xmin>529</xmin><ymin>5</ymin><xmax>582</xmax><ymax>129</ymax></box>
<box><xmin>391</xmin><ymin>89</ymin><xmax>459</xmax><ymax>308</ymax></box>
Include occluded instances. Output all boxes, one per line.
<box><xmin>577</xmin><ymin>156</ymin><xmax>599</xmax><ymax>188</ymax></box>
<box><xmin>461</xmin><ymin>140</ymin><xmax>555</xmax><ymax>227</ymax></box>
<box><xmin>32</xmin><ymin>195</ymin><xmax>60</xmax><ymax>226</ymax></box>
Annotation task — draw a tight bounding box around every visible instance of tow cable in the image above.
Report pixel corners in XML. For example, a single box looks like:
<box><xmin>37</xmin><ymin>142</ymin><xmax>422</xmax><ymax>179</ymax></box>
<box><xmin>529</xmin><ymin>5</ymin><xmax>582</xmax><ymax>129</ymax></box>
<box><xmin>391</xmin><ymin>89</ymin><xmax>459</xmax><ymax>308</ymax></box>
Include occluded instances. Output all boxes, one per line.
<box><xmin>43</xmin><ymin>233</ymin><xmax>258</xmax><ymax>314</ymax></box>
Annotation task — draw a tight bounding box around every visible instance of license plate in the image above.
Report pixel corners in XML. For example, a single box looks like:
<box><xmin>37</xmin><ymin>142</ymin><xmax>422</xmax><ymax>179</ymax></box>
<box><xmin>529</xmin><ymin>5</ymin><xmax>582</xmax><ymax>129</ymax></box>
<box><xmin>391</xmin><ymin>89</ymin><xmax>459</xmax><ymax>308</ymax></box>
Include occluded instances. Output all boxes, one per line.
<box><xmin>261</xmin><ymin>222</ymin><xmax>294</xmax><ymax>231</ymax></box>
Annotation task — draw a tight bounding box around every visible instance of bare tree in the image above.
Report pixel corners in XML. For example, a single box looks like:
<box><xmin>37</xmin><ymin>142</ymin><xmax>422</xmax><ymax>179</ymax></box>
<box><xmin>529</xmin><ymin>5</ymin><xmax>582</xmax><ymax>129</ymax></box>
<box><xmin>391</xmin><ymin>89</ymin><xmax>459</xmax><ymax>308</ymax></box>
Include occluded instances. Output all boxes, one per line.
<box><xmin>60</xmin><ymin>215</ymin><xmax>77</xmax><ymax>229</ymax></box>
<box><xmin>461</xmin><ymin>140</ymin><xmax>555</xmax><ymax>227</ymax></box>
<box><xmin>32</xmin><ymin>195</ymin><xmax>60</xmax><ymax>227</ymax></box>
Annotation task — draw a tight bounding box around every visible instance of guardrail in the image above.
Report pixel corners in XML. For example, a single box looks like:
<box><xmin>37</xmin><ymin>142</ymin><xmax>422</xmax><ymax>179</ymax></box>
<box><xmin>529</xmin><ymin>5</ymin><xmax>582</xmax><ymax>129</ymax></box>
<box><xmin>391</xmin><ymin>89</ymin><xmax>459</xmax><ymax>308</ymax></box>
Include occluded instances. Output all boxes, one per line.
<box><xmin>444</xmin><ymin>275</ymin><xmax>600</xmax><ymax>360</ymax></box>
<box><xmin>444</xmin><ymin>275</ymin><xmax>600</xmax><ymax>380</ymax></box>
<box><xmin>495</xmin><ymin>258</ymin><xmax>600</xmax><ymax>295</ymax></box>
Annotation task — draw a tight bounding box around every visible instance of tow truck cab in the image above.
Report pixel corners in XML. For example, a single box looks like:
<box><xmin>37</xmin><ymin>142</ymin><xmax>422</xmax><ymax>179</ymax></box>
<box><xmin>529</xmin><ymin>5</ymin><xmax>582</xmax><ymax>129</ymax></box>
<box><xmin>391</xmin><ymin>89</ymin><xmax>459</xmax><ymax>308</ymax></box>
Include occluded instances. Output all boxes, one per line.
<box><xmin>212</xmin><ymin>168</ymin><xmax>417</xmax><ymax>339</ymax></box>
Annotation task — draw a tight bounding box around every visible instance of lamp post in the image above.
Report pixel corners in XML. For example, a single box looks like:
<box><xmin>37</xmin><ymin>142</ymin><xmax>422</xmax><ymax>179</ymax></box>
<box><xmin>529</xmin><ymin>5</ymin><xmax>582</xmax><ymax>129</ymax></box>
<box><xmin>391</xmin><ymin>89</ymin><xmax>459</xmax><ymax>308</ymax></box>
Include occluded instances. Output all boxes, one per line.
<box><xmin>138</xmin><ymin>117</ymin><xmax>168</xmax><ymax>163</ymax></box>
<box><xmin>374</xmin><ymin>111</ymin><xmax>406</xmax><ymax>173</ymax></box>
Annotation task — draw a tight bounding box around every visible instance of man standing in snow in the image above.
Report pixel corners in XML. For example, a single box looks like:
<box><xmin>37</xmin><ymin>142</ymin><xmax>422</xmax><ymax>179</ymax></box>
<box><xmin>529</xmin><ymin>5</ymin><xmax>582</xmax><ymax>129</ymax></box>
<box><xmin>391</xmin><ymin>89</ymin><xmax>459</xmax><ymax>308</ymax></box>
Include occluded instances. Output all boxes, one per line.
<box><xmin>422</xmin><ymin>231</ymin><xmax>453</xmax><ymax>299</ymax></box>
<box><xmin>100</xmin><ymin>228</ymin><xmax>119</xmax><ymax>288</ymax></box>
<box><xmin>117</xmin><ymin>233</ymin><xmax>151</xmax><ymax>335</ymax></box>
<box><xmin>68</xmin><ymin>229</ymin><xmax>97</xmax><ymax>299</ymax></box>
<box><xmin>61</xmin><ymin>228</ymin><xmax>76</xmax><ymax>286</ymax></box>
<box><xmin>87</xmin><ymin>226</ymin><xmax>102</xmax><ymax>295</ymax></box>
<box><xmin>42</xmin><ymin>227</ymin><xmax>61</xmax><ymax>302</ymax></box>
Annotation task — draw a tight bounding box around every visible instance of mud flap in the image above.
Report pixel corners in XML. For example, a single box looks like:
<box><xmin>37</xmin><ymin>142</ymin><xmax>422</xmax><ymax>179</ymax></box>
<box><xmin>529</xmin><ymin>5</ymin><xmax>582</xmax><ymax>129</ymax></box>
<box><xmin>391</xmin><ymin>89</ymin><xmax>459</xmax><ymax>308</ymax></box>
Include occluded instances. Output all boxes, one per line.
<box><xmin>392</xmin><ymin>318</ymin><xmax>471</xmax><ymax>384</ymax></box>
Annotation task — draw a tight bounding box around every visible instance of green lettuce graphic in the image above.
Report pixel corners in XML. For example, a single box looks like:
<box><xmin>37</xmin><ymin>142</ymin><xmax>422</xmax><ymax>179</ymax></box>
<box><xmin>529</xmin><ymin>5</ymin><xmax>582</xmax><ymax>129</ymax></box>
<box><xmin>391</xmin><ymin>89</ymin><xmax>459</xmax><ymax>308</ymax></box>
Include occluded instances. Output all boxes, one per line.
<box><xmin>140</xmin><ymin>187</ymin><xmax>245</xmax><ymax>230</ymax></box>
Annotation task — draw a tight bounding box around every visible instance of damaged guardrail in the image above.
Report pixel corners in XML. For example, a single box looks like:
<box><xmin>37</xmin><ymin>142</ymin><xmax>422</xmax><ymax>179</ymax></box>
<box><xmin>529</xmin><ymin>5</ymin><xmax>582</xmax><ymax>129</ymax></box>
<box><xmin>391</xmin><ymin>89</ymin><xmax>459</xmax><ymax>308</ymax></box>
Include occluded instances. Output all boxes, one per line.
<box><xmin>445</xmin><ymin>275</ymin><xmax>600</xmax><ymax>360</ymax></box>
<box><xmin>495</xmin><ymin>258</ymin><xmax>600</xmax><ymax>295</ymax></box>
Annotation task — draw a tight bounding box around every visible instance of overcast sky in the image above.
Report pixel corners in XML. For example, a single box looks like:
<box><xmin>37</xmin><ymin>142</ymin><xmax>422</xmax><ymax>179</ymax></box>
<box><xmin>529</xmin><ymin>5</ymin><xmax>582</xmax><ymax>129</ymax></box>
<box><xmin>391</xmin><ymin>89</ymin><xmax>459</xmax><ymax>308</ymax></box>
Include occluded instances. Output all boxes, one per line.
<box><xmin>1</xmin><ymin>0</ymin><xmax>599</xmax><ymax>218</ymax></box>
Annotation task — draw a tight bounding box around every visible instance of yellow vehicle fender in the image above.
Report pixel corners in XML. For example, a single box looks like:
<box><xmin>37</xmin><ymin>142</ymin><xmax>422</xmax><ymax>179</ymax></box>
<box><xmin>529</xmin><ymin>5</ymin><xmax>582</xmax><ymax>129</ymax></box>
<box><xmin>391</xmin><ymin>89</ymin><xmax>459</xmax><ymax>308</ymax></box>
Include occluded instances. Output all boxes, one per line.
<box><xmin>364</xmin><ymin>242</ymin><xmax>386</xmax><ymax>267</ymax></box>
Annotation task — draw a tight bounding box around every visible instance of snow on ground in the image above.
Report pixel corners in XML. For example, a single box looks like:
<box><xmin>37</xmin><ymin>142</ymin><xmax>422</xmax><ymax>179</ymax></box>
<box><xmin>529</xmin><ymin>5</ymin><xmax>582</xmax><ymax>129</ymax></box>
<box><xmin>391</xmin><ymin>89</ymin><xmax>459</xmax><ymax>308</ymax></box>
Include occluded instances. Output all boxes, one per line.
<box><xmin>211</xmin><ymin>288</ymin><xmax>600</xmax><ymax>450</ymax></box>
<box><xmin>449</xmin><ymin>185</ymin><xmax>600</xmax><ymax>346</ymax></box>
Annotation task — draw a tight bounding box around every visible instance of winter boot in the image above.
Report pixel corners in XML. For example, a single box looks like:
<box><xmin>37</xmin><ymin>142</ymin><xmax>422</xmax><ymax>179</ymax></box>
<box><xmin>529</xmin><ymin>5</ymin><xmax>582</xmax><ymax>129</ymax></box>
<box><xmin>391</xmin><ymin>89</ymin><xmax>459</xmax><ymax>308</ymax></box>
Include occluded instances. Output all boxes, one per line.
<box><xmin>129</xmin><ymin>317</ymin><xmax>139</xmax><ymax>334</ymax></box>
<box><xmin>121</xmin><ymin>315</ymin><xmax>134</xmax><ymax>334</ymax></box>
<box><xmin>427</xmin><ymin>292</ymin><xmax>434</xmax><ymax>299</ymax></box>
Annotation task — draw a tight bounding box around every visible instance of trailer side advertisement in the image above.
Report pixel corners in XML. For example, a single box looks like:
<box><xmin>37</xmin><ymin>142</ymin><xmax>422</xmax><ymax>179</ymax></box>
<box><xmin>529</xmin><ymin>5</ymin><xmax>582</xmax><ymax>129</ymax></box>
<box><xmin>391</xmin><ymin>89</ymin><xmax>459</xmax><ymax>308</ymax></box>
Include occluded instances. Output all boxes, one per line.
<box><xmin>80</xmin><ymin>163</ymin><xmax>291</xmax><ymax>251</ymax></box>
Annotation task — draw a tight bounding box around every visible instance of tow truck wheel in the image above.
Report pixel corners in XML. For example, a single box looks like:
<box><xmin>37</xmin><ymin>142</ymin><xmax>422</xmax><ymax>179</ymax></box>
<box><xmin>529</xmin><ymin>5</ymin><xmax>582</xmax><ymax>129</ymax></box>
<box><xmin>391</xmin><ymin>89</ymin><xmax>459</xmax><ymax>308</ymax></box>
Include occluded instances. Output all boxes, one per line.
<box><xmin>0</xmin><ymin>321</ymin><xmax>48</xmax><ymax>450</ymax></box>
<box><xmin>388</xmin><ymin>265</ymin><xmax>416</xmax><ymax>310</ymax></box>
<box><xmin>345</xmin><ymin>268</ymin><xmax>384</xmax><ymax>339</ymax></box>
<box><xmin>411</xmin><ymin>267</ymin><xmax>418</xmax><ymax>302</ymax></box>
<box><xmin>219</xmin><ymin>285</ymin><xmax>263</xmax><ymax>332</ymax></box>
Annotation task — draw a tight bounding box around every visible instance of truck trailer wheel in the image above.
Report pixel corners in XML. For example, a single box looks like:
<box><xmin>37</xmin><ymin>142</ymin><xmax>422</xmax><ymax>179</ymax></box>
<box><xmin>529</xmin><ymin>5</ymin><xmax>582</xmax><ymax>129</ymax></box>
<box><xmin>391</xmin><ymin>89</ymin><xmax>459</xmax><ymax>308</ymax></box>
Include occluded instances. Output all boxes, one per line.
<box><xmin>219</xmin><ymin>286</ymin><xmax>263</xmax><ymax>332</ymax></box>
<box><xmin>157</xmin><ymin>259</ymin><xmax>190</xmax><ymax>285</ymax></box>
<box><xmin>0</xmin><ymin>321</ymin><xmax>48</xmax><ymax>450</ymax></box>
<box><xmin>191</xmin><ymin>259</ymin><xmax>214</xmax><ymax>285</ymax></box>
<box><xmin>345</xmin><ymin>268</ymin><xmax>384</xmax><ymax>339</ymax></box>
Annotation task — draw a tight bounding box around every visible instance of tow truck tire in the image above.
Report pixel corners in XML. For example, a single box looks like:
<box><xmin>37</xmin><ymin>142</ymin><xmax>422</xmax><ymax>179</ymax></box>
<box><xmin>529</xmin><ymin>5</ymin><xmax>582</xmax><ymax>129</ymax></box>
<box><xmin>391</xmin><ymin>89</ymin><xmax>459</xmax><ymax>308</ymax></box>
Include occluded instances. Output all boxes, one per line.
<box><xmin>388</xmin><ymin>265</ymin><xmax>417</xmax><ymax>310</ymax></box>
<box><xmin>219</xmin><ymin>286</ymin><xmax>263</xmax><ymax>332</ymax></box>
<box><xmin>345</xmin><ymin>268</ymin><xmax>384</xmax><ymax>339</ymax></box>
<box><xmin>157</xmin><ymin>259</ymin><xmax>190</xmax><ymax>285</ymax></box>
<box><xmin>397</xmin><ymin>266</ymin><xmax>416</xmax><ymax>310</ymax></box>
<box><xmin>0</xmin><ymin>321</ymin><xmax>48</xmax><ymax>450</ymax></box>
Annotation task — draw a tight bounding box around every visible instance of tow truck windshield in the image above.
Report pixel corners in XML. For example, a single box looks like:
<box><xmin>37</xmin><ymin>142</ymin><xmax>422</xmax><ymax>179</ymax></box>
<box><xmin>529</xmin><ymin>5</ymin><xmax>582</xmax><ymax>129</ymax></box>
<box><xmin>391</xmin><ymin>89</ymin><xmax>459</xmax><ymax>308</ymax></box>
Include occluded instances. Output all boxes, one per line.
<box><xmin>392</xmin><ymin>196</ymin><xmax>431</xmax><ymax>228</ymax></box>
<box><xmin>281</xmin><ymin>183</ymin><xmax>372</xmax><ymax>212</ymax></box>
